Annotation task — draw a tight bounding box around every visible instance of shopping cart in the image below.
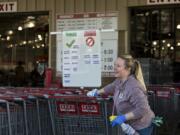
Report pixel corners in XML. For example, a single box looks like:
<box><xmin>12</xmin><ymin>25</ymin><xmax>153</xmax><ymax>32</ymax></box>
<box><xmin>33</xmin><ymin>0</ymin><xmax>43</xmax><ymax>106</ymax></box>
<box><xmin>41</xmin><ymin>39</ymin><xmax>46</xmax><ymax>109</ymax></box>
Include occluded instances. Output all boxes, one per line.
<box><xmin>19</xmin><ymin>88</ymin><xmax>56</xmax><ymax>135</ymax></box>
<box><xmin>147</xmin><ymin>90</ymin><xmax>156</xmax><ymax>112</ymax></box>
<box><xmin>48</xmin><ymin>93</ymin><xmax>116</xmax><ymax>135</ymax></box>
<box><xmin>0</xmin><ymin>87</ymin><xmax>57</xmax><ymax>135</ymax></box>
<box><xmin>0</xmin><ymin>88</ymin><xmax>27</xmax><ymax>135</ymax></box>
<box><xmin>173</xmin><ymin>87</ymin><xmax>180</xmax><ymax>134</ymax></box>
<box><xmin>148</xmin><ymin>85</ymin><xmax>175</xmax><ymax>135</ymax></box>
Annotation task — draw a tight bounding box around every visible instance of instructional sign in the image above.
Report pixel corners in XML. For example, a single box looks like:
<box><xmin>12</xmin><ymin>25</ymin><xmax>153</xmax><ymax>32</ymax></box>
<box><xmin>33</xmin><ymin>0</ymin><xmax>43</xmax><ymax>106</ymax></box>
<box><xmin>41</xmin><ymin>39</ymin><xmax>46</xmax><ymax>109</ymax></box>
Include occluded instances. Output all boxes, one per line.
<box><xmin>62</xmin><ymin>30</ymin><xmax>101</xmax><ymax>87</ymax></box>
<box><xmin>101</xmin><ymin>31</ymin><xmax>118</xmax><ymax>76</ymax></box>
<box><xmin>56</xmin><ymin>12</ymin><xmax>118</xmax><ymax>78</ymax></box>
<box><xmin>56</xmin><ymin>12</ymin><xmax>118</xmax><ymax>31</ymax></box>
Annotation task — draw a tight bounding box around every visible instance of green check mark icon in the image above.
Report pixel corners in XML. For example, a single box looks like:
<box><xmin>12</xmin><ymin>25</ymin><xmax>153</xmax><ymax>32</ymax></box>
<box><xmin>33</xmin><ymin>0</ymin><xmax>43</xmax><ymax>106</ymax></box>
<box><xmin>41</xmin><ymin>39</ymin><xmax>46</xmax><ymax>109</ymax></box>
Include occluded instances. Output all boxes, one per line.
<box><xmin>66</xmin><ymin>39</ymin><xmax>75</xmax><ymax>48</ymax></box>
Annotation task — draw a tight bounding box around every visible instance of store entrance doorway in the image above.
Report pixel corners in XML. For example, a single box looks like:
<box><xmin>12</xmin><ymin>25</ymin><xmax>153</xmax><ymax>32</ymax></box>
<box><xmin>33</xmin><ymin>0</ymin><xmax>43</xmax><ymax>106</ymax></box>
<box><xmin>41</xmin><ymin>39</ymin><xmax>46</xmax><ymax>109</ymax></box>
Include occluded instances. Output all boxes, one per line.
<box><xmin>0</xmin><ymin>11</ymin><xmax>49</xmax><ymax>87</ymax></box>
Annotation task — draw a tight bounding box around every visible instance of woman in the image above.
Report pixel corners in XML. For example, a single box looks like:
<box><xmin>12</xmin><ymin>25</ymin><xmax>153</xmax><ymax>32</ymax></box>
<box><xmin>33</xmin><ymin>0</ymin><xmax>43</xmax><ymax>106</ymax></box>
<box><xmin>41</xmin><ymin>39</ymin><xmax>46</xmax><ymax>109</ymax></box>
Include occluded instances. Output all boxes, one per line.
<box><xmin>87</xmin><ymin>54</ymin><xmax>155</xmax><ymax>135</ymax></box>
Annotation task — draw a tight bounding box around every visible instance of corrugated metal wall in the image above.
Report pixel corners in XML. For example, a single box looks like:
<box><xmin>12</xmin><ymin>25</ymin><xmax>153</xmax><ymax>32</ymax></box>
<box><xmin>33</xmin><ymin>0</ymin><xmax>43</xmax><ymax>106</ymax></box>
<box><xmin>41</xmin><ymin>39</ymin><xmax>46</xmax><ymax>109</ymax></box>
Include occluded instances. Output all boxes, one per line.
<box><xmin>0</xmin><ymin>0</ymin><xmax>147</xmax><ymax>69</ymax></box>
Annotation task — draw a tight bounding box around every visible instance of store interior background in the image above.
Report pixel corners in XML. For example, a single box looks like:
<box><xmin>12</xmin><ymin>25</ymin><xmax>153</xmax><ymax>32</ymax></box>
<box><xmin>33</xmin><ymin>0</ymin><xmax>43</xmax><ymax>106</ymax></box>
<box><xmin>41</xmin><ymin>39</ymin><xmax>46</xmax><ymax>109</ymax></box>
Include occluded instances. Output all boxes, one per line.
<box><xmin>130</xmin><ymin>6</ymin><xmax>180</xmax><ymax>84</ymax></box>
<box><xmin>0</xmin><ymin>6</ymin><xmax>180</xmax><ymax>87</ymax></box>
<box><xmin>0</xmin><ymin>12</ymin><xmax>49</xmax><ymax>86</ymax></box>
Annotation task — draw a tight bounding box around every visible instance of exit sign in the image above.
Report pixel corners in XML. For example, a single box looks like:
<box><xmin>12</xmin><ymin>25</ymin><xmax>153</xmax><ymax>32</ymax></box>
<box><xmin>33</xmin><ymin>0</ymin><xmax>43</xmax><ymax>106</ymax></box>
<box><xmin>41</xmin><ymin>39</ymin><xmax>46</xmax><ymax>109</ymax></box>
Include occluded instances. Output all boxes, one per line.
<box><xmin>0</xmin><ymin>2</ymin><xmax>17</xmax><ymax>13</ymax></box>
<box><xmin>147</xmin><ymin>0</ymin><xmax>180</xmax><ymax>5</ymax></box>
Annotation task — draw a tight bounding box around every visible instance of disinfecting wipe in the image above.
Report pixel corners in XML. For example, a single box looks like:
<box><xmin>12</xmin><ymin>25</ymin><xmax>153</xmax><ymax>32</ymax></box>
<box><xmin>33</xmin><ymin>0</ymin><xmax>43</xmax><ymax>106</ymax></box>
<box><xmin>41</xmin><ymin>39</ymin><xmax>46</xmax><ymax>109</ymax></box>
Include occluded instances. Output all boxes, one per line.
<box><xmin>121</xmin><ymin>123</ymin><xmax>139</xmax><ymax>135</ymax></box>
<box><xmin>109</xmin><ymin>115</ymin><xmax>139</xmax><ymax>135</ymax></box>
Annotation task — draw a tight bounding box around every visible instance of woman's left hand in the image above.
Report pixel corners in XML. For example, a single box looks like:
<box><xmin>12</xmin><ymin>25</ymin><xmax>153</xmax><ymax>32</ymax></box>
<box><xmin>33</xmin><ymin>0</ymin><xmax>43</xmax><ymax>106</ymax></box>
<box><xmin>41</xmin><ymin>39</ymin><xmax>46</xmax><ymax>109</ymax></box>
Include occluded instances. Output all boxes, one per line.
<box><xmin>111</xmin><ymin>115</ymin><xmax>126</xmax><ymax>127</ymax></box>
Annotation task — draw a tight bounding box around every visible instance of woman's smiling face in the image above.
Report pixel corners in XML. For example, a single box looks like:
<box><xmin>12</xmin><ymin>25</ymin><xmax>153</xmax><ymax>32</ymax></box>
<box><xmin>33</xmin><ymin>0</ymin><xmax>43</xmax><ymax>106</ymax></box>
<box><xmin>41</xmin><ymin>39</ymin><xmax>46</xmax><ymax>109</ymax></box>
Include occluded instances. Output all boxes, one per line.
<box><xmin>114</xmin><ymin>58</ymin><xmax>130</xmax><ymax>79</ymax></box>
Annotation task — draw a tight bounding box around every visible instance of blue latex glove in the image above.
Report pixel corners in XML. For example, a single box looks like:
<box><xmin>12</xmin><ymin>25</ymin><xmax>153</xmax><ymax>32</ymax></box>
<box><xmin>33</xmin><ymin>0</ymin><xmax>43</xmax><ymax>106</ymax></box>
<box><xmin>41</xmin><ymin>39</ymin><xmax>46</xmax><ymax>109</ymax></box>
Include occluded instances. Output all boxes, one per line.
<box><xmin>87</xmin><ymin>89</ymin><xmax>98</xmax><ymax>97</ymax></box>
<box><xmin>111</xmin><ymin>115</ymin><xmax>126</xmax><ymax>127</ymax></box>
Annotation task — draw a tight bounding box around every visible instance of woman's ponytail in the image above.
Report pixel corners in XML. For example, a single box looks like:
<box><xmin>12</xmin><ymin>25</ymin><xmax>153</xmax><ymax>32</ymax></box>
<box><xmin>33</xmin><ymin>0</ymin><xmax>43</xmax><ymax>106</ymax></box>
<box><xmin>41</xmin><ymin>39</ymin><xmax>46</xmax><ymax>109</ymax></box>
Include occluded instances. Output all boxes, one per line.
<box><xmin>119</xmin><ymin>54</ymin><xmax>147</xmax><ymax>92</ymax></box>
<box><xmin>134</xmin><ymin>60</ymin><xmax>147</xmax><ymax>92</ymax></box>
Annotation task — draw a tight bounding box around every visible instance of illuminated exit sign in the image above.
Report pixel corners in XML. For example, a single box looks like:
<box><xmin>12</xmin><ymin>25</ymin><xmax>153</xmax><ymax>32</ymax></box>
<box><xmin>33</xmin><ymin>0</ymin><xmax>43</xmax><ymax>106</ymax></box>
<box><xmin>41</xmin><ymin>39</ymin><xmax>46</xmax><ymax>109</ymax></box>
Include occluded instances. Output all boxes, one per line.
<box><xmin>147</xmin><ymin>0</ymin><xmax>180</xmax><ymax>5</ymax></box>
<box><xmin>0</xmin><ymin>2</ymin><xmax>17</xmax><ymax>12</ymax></box>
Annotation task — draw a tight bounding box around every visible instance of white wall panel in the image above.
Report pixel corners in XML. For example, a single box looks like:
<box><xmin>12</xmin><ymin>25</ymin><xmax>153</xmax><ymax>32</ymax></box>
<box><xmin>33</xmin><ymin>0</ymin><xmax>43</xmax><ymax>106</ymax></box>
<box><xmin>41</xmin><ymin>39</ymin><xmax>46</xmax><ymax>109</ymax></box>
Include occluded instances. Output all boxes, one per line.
<box><xmin>117</xmin><ymin>0</ymin><xmax>127</xmax><ymax>9</ymax></box>
<box><xmin>95</xmin><ymin>0</ymin><xmax>105</xmax><ymax>12</ymax></box>
<box><xmin>139</xmin><ymin>0</ymin><xmax>147</xmax><ymax>5</ymax></box>
<box><xmin>64</xmin><ymin>0</ymin><xmax>75</xmax><ymax>13</ymax></box>
<box><xmin>119</xmin><ymin>30</ymin><xmax>129</xmax><ymax>54</ymax></box>
<box><xmin>36</xmin><ymin>0</ymin><xmax>46</xmax><ymax>11</ymax></box>
<box><xmin>118</xmin><ymin>7</ymin><xmax>128</xmax><ymax>30</ymax></box>
<box><xmin>45</xmin><ymin>0</ymin><xmax>56</xmax><ymax>68</ymax></box>
<box><xmin>85</xmin><ymin>0</ymin><xmax>95</xmax><ymax>12</ymax></box>
<box><xmin>17</xmin><ymin>0</ymin><xmax>27</xmax><ymax>11</ymax></box>
<box><xmin>128</xmin><ymin>0</ymin><xmax>139</xmax><ymax>7</ymax></box>
<box><xmin>75</xmin><ymin>0</ymin><xmax>84</xmax><ymax>13</ymax></box>
<box><xmin>27</xmin><ymin>0</ymin><xmax>36</xmax><ymax>11</ymax></box>
<box><xmin>45</xmin><ymin>0</ymin><xmax>54</xmax><ymax>10</ymax></box>
<box><xmin>106</xmin><ymin>0</ymin><xmax>117</xmax><ymax>11</ymax></box>
<box><xmin>55</xmin><ymin>0</ymin><xmax>65</xmax><ymax>14</ymax></box>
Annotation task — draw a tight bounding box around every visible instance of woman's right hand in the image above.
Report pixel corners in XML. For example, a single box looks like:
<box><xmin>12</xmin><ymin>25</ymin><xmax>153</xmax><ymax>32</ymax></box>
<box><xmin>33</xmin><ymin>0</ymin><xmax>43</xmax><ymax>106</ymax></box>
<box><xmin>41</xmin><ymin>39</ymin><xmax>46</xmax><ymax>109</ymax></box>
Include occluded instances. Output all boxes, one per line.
<box><xmin>86</xmin><ymin>89</ymin><xmax>98</xmax><ymax>97</ymax></box>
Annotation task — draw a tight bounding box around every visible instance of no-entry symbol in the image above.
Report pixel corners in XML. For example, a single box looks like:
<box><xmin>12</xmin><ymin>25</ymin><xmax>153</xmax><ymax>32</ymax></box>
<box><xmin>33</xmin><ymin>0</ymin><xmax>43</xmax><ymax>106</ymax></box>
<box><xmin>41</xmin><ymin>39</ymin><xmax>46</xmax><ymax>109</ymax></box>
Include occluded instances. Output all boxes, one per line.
<box><xmin>86</xmin><ymin>37</ymin><xmax>95</xmax><ymax>47</ymax></box>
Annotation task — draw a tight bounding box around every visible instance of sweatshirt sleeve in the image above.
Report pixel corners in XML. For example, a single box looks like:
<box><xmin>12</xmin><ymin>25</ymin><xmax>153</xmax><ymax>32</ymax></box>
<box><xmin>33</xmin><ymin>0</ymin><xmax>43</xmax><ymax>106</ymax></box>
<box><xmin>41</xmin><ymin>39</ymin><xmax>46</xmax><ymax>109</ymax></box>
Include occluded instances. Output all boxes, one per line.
<box><xmin>103</xmin><ymin>80</ymin><xmax>117</xmax><ymax>95</ymax></box>
<box><xmin>128</xmin><ymin>87</ymin><xmax>149</xmax><ymax>119</ymax></box>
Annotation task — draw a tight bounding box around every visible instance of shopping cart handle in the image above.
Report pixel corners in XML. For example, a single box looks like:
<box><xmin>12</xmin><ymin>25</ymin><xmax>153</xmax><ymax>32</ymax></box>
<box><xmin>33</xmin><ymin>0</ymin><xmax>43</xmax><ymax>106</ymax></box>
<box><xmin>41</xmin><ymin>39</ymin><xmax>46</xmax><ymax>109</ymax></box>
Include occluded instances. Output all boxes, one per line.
<box><xmin>0</xmin><ymin>99</ymin><xmax>7</xmax><ymax>103</ymax></box>
<box><xmin>95</xmin><ymin>96</ymin><xmax>112</xmax><ymax>101</ymax></box>
<box><xmin>28</xmin><ymin>95</ymin><xmax>36</xmax><ymax>99</ymax></box>
<box><xmin>43</xmin><ymin>94</ymin><xmax>50</xmax><ymax>98</ymax></box>
<box><xmin>13</xmin><ymin>97</ymin><xmax>24</xmax><ymax>101</ymax></box>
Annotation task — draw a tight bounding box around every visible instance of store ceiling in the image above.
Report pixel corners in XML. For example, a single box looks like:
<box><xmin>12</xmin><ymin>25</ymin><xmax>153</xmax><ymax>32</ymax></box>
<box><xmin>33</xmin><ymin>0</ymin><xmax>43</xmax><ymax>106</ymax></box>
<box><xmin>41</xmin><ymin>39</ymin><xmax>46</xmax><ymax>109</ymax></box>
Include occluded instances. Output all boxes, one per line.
<box><xmin>0</xmin><ymin>12</ymin><xmax>49</xmax><ymax>42</ymax></box>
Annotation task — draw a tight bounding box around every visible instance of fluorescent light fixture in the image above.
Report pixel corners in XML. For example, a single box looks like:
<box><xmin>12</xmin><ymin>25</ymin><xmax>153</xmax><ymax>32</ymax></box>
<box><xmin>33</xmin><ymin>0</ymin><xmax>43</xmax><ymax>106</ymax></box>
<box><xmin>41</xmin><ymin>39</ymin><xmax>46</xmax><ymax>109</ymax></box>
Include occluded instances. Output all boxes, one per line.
<box><xmin>177</xmin><ymin>42</ymin><xmax>180</xmax><ymax>46</ymax></box>
<box><xmin>153</xmin><ymin>41</ymin><xmax>157</xmax><ymax>45</ymax></box>
<box><xmin>8</xmin><ymin>30</ymin><xmax>13</xmax><ymax>35</ymax></box>
<box><xmin>7</xmin><ymin>36</ymin><xmax>10</xmax><ymax>41</ymax></box>
<box><xmin>162</xmin><ymin>40</ymin><xmax>166</xmax><ymax>43</ymax></box>
<box><xmin>177</xmin><ymin>24</ymin><xmax>180</xmax><ymax>29</ymax></box>
<box><xmin>38</xmin><ymin>34</ymin><xmax>43</xmax><ymax>41</ymax></box>
<box><xmin>27</xmin><ymin>21</ymin><xmax>35</xmax><ymax>28</ymax></box>
<box><xmin>27</xmin><ymin>16</ymin><xmax>35</xmax><ymax>19</ymax></box>
<box><xmin>41</xmin><ymin>44</ymin><xmax>45</xmax><ymax>47</ymax></box>
<box><xmin>18</xmin><ymin>26</ymin><xmax>23</xmax><ymax>31</ymax></box>
<box><xmin>28</xmin><ymin>40</ymin><xmax>33</xmax><ymax>44</ymax></box>
<box><xmin>167</xmin><ymin>43</ymin><xmax>171</xmax><ymax>47</ymax></box>
<box><xmin>23</xmin><ymin>41</ymin><xmax>27</xmax><ymax>45</ymax></box>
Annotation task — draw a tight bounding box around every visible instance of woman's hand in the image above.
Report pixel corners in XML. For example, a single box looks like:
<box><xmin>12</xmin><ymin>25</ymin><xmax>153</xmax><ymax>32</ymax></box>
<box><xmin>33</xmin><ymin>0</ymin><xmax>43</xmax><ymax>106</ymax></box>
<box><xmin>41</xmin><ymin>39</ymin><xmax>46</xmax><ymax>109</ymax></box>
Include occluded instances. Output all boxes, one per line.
<box><xmin>86</xmin><ymin>89</ymin><xmax>99</xmax><ymax>97</ymax></box>
<box><xmin>111</xmin><ymin>115</ymin><xmax>127</xmax><ymax>127</ymax></box>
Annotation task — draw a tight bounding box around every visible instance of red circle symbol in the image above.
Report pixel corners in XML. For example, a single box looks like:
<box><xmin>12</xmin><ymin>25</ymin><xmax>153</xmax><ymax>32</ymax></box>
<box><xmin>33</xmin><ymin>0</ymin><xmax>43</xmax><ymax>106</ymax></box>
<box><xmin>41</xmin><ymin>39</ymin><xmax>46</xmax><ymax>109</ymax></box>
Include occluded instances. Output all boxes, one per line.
<box><xmin>86</xmin><ymin>37</ymin><xmax>95</xmax><ymax>47</ymax></box>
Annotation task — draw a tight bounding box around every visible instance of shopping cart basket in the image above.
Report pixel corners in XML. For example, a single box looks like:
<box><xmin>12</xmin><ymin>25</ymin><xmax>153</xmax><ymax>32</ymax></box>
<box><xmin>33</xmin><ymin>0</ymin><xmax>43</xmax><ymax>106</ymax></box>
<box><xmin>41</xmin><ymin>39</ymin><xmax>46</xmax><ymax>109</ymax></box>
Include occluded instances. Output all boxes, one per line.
<box><xmin>49</xmin><ymin>93</ymin><xmax>115</xmax><ymax>135</ymax></box>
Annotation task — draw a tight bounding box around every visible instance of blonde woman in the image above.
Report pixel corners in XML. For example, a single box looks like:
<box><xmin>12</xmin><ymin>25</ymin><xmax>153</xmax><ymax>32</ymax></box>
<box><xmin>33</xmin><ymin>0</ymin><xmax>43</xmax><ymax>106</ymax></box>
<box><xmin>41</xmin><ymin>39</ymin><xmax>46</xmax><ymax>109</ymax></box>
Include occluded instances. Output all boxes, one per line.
<box><xmin>87</xmin><ymin>54</ymin><xmax>155</xmax><ymax>135</ymax></box>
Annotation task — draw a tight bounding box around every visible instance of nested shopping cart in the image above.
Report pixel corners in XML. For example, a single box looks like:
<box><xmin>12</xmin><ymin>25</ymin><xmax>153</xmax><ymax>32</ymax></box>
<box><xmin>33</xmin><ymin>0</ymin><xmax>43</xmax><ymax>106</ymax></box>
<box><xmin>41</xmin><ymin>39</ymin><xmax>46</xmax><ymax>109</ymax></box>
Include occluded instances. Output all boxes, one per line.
<box><xmin>48</xmin><ymin>93</ymin><xmax>116</xmax><ymax>135</ymax></box>
<box><xmin>0</xmin><ymin>87</ymin><xmax>56</xmax><ymax>135</ymax></box>
<box><xmin>0</xmin><ymin>87</ymin><xmax>158</xmax><ymax>135</ymax></box>
<box><xmin>0</xmin><ymin>87</ymin><xmax>28</xmax><ymax>135</ymax></box>
<box><xmin>148</xmin><ymin>85</ymin><xmax>176</xmax><ymax>135</ymax></box>
<box><xmin>173</xmin><ymin>86</ymin><xmax>180</xmax><ymax>134</ymax></box>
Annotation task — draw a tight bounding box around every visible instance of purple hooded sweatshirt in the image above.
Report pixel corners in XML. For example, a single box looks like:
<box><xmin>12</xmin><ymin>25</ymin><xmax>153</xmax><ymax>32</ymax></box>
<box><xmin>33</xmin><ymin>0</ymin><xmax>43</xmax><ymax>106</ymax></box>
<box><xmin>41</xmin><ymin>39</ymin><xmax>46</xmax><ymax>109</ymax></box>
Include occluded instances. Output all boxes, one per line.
<box><xmin>104</xmin><ymin>75</ymin><xmax>155</xmax><ymax>130</ymax></box>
